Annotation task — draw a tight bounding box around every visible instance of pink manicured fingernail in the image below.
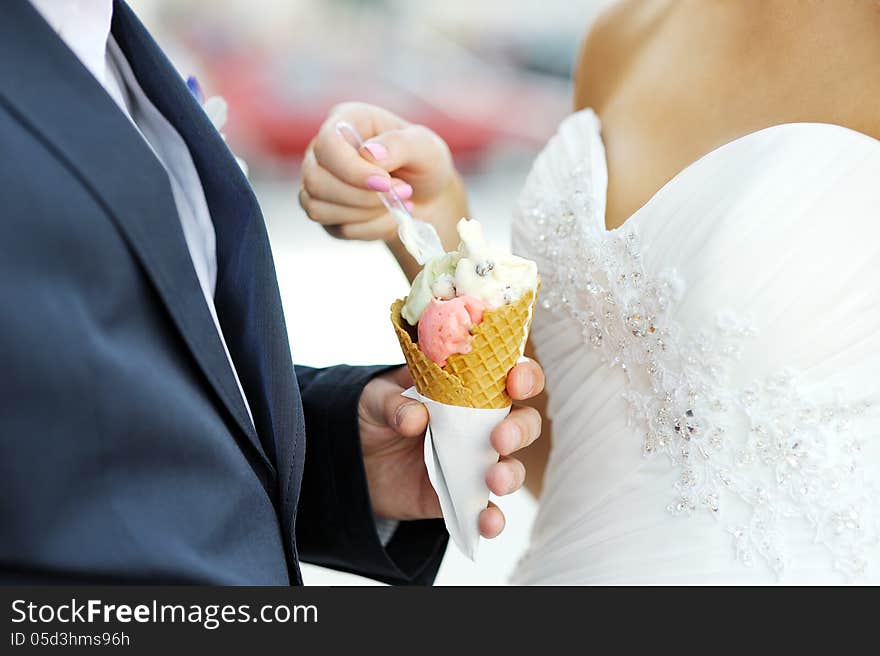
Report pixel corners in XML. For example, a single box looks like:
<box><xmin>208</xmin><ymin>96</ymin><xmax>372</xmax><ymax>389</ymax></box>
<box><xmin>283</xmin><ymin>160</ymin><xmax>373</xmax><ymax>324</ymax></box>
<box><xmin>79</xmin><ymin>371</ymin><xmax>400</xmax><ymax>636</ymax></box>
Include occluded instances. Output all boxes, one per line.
<box><xmin>362</xmin><ymin>142</ymin><xmax>388</xmax><ymax>161</ymax></box>
<box><xmin>405</xmin><ymin>201</ymin><xmax>415</xmax><ymax>211</ymax></box>
<box><xmin>366</xmin><ymin>175</ymin><xmax>392</xmax><ymax>192</ymax></box>
<box><xmin>393</xmin><ymin>182</ymin><xmax>413</xmax><ymax>200</ymax></box>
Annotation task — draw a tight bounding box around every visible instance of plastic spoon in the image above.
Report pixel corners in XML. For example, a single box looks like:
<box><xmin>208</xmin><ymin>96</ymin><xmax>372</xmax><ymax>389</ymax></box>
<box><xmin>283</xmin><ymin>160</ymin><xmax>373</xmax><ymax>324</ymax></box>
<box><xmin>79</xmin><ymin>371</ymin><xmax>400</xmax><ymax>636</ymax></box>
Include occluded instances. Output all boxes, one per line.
<box><xmin>335</xmin><ymin>121</ymin><xmax>445</xmax><ymax>264</ymax></box>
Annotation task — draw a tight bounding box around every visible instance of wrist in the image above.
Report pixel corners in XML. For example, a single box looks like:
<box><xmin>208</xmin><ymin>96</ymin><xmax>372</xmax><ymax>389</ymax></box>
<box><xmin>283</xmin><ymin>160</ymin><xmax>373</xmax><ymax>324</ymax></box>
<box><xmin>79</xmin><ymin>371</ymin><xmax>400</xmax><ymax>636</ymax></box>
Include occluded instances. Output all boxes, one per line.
<box><xmin>432</xmin><ymin>170</ymin><xmax>469</xmax><ymax>247</ymax></box>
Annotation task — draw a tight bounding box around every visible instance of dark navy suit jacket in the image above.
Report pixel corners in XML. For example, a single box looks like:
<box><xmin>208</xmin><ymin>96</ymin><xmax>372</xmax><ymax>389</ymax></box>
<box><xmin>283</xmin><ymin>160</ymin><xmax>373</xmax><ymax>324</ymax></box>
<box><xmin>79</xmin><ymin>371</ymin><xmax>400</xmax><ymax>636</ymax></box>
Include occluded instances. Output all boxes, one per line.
<box><xmin>0</xmin><ymin>0</ymin><xmax>447</xmax><ymax>585</ymax></box>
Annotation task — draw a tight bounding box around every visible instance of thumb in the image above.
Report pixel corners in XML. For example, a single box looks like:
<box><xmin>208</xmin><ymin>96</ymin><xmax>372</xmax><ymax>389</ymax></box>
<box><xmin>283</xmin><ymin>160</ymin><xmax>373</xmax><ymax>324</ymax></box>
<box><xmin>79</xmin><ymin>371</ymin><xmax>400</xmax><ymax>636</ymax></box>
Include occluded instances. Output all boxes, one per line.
<box><xmin>363</xmin><ymin>374</ymin><xmax>428</xmax><ymax>437</ymax></box>
<box><xmin>388</xmin><ymin>394</ymin><xmax>429</xmax><ymax>438</ymax></box>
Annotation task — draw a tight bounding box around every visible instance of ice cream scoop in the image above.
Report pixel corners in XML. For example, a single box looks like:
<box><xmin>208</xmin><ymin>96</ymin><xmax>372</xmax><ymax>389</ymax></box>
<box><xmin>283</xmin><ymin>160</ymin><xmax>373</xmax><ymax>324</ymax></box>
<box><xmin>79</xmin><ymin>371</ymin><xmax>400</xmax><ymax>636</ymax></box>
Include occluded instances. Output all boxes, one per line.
<box><xmin>417</xmin><ymin>295</ymin><xmax>488</xmax><ymax>367</ymax></box>
<box><xmin>454</xmin><ymin>218</ymin><xmax>538</xmax><ymax>308</ymax></box>
<box><xmin>454</xmin><ymin>255</ymin><xmax>537</xmax><ymax>309</ymax></box>
<box><xmin>401</xmin><ymin>253</ymin><xmax>461</xmax><ymax>325</ymax></box>
<box><xmin>402</xmin><ymin>218</ymin><xmax>538</xmax><ymax>325</ymax></box>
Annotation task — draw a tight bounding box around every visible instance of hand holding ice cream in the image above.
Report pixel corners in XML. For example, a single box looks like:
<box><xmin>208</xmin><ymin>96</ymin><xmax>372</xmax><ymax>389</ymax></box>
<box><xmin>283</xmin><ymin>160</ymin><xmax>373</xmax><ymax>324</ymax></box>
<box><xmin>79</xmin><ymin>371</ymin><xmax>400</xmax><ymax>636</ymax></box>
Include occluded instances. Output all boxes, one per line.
<box><xmin>357</xmin><ymin>359</ymin><xmax>544</xmax><ymax>542</ymax></box>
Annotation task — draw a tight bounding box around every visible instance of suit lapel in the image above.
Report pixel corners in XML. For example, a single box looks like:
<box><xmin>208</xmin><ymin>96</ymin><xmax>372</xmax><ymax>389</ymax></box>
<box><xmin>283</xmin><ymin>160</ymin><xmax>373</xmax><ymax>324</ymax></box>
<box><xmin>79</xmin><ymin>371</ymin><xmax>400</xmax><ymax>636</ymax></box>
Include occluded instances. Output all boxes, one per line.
<box><xmin>109</xmin><ymin>4</ymin><xmax>305</xmax><ymax>580</ymax></box>
<box><xmin>0</xmin><ymin>0</ymin><xmax>273</xmax><ymax>478</ymax></box>
<box><xmin>110</xmin><ymin>3</ymin><xmax>305</xmax><ymax>565</ymax></box>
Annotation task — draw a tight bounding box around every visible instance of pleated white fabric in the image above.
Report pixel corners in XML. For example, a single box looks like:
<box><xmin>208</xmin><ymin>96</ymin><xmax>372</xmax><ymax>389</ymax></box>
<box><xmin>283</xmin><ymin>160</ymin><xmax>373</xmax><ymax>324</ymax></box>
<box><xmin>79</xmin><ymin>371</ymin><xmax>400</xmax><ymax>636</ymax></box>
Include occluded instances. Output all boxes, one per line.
<box><xmin>511</xmin><ymin>109</ymin><xmax>880</xmax><ymax>584</ymax></box>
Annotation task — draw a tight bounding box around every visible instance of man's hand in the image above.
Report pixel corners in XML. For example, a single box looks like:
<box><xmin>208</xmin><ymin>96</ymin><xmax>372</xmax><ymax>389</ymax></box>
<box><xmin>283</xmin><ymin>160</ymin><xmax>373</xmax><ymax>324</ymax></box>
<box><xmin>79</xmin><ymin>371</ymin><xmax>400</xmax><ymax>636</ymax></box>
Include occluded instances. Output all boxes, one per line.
<box><xmin>358</xmin><ymin>360</ymin><xmax>545</xmax><ymax>539</ymax></box>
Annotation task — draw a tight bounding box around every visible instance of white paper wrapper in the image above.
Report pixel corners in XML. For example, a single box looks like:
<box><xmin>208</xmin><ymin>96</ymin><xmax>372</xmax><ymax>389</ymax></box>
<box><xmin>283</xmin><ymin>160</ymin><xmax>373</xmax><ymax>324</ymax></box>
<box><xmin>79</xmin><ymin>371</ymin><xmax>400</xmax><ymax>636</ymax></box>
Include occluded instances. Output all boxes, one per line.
<box><xmin>402</xmin><ymin>387</ymin><xmax>510</xmax><ymax>560</ymax></box>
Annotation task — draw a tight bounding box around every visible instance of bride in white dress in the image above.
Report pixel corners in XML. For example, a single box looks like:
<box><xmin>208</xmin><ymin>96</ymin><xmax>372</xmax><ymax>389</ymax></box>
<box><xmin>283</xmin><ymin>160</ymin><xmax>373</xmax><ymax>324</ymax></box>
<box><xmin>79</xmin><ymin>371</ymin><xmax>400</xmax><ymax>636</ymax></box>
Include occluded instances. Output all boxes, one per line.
<box><xmin>300</xmin><ymin>0</ymin><xmax>880</xmax><ymax>583</ymax></box>
<box><xmin>510</xmin><ymin>109</ymin><xmax>879</xmax><ymax>584</ymax></box>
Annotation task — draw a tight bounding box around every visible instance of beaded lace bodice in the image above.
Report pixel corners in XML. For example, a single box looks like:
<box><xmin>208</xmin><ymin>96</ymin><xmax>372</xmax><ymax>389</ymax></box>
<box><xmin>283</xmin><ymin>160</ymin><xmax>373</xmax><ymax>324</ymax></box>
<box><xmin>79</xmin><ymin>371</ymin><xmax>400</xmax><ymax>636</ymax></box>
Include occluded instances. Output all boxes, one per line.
<box><xmin>511</xmin><ymin>110</ymin><xmax>880</xmax><ymax>584</ymax></box>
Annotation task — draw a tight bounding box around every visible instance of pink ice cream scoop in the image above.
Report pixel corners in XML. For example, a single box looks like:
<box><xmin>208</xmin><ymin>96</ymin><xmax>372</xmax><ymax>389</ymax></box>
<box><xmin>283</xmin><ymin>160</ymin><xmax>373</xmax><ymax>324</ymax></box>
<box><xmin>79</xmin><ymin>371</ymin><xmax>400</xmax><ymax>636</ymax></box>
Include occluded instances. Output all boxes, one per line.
<box><xmin>418</xmin><ymin>295</ymin><xmax>489</xmax><ymax>367</ymax></box>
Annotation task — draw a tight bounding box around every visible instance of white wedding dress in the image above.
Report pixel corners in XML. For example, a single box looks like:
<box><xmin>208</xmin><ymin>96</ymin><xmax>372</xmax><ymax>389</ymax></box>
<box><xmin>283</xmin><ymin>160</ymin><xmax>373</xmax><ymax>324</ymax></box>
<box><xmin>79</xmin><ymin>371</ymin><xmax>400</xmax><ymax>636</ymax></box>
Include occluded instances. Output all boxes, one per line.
<box><xmin>510</xmin><ymin>109</ymin><xmax>880</xmax><ymax>584</ymax></box>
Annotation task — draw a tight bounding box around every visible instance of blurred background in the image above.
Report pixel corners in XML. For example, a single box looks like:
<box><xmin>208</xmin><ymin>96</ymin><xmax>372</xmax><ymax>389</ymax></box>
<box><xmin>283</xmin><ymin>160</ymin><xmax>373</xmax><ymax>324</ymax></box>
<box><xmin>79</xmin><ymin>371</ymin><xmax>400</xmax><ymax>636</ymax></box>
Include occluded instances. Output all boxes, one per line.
<box><xmin>129</xmin><ymin>0</ymin><xmax>605</xmax><ymax>585</ymax></box>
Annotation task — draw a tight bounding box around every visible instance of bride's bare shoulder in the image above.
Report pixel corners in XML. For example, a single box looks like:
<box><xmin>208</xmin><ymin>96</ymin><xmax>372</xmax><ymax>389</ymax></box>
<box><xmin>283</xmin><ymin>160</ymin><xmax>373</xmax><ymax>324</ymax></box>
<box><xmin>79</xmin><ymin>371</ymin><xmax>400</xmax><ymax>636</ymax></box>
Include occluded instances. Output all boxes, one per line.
<box><xmin>573</xmin><ymin>0</ymin><xmax>670</xmax><ymax>112</ymax></box>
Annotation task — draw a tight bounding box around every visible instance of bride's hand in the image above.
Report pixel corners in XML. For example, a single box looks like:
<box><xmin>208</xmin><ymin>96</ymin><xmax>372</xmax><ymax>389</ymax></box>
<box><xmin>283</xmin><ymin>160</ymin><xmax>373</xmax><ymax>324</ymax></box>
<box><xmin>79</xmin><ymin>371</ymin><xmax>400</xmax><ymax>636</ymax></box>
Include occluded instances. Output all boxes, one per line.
<box><xmin>300</xmin><ymin>102</ymin><xmax>467</xmax><ymax>253</ymax></box>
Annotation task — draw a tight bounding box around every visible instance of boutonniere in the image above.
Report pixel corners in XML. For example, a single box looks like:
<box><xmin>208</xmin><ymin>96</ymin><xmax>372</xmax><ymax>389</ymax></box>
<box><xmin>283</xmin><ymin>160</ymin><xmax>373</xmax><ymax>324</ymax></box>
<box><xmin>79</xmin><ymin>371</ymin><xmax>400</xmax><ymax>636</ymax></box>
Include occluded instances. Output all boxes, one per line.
<box><xmin>186</xmin><ymin>76</ymin><xmax>249</xmax><ymax>178</ymax></box>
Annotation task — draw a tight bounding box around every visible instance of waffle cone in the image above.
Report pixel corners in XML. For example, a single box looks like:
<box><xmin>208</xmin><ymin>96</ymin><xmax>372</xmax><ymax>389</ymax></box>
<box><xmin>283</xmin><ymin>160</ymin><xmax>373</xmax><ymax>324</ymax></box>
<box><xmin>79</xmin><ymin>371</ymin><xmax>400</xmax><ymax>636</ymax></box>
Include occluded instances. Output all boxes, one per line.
<box><xmin>390</xmin><ymin>284</ymin><xmax>539</xmax><ymax>409</ymax></box>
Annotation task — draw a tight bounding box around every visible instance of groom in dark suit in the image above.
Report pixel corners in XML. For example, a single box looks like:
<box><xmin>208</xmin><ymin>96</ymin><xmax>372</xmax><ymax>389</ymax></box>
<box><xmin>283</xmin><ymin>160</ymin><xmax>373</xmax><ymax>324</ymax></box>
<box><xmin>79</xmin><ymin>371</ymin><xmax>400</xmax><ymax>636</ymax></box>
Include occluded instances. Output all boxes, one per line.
<box><xmin>0</xmin><ymin>0</ymin><xmax>543</xmax><ymax>585</ymax></box>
